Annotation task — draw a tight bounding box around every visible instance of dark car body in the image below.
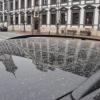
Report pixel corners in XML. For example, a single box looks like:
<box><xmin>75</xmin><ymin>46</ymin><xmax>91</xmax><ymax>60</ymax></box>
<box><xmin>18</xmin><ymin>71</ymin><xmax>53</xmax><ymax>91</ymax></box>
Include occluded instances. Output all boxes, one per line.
<box><xmin>0</xmin><ymin>36</ymin><xmax>100</xmax><ymax>100</ymax></box>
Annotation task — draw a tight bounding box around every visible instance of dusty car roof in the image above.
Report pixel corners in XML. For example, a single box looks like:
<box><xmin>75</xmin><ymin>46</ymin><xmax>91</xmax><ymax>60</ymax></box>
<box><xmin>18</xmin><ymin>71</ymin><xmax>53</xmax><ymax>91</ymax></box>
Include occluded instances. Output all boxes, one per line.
<box><xmin>0</xmin><ymin>37</ymin><xmax>100</xmax><ymax>100</ymax></box>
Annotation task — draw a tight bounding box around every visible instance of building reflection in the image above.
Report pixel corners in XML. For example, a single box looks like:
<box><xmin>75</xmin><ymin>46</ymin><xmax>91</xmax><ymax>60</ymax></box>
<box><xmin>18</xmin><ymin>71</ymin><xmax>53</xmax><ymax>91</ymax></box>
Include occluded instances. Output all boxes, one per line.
<box><xmin>0</xmin><ymin>38</ymin><xmax>100</xmax><ymax>77</ymax></box>
<box><xmin>0</xmin><ymin>54</ymin><xmax>17</xmax><ymax>77</ymax></box>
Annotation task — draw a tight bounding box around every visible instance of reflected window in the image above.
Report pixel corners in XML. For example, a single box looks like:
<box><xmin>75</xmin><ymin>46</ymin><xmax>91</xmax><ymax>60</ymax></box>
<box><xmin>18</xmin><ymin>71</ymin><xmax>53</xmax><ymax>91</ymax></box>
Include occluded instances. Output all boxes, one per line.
<box><xmin>0</xmin><ymin>2</ymin><xmax>3</xmax><ymax>11</ymax></box>
<box><xmin>10</xmin><ymin>0</ymin><xmax>13</xmax><ymax>11</ymax></box>
<box><xmin>61</xmin><ymin>0</ymin><xmax>67</xmax><ymax>3</ymax></box>
<box><xmin>27</xmin><ymin>0</ymin><xmax>31</xmax><ymax>8</ymax></box>
<box><xmin>15</xmin><ymin>0</ymin><xmax>18</xmax><ymax>10</ymax></box>
<box><xmin>73</xmin><ymin>0</ymin><xmax>79</xmax><ymax>2</ymax></box>
<box><xmin>4</xmin><ymin>0</ymin><xmax>7</xmax><ymax>10</ymax></box>
<box><xmin>0</xmin><ymin>14</ymin><xmax>3</xmax><ymax>22</ymax></box>
<box><xmin>4</xmin><ymin>15</ymin><xmax>7</xmax><ymax>22</ymax></box>
<box><xmin>21</xmin><ymin>0</ymin><xmax>25</xmax><ymax>9</ymax></box>
<box><xmin>51</xmin><ymin>0</ymin><xmax>56</xmax><ymax>5</ymax></box>
<box><xmin>42</xmin><ymin>0</ymin><xmax>47</xmax><ymax>5</ymax></box>
<box><xmin>34</xmin><ymin>0</ymin><xmax>39</xmax><ymax>6</ymax></box>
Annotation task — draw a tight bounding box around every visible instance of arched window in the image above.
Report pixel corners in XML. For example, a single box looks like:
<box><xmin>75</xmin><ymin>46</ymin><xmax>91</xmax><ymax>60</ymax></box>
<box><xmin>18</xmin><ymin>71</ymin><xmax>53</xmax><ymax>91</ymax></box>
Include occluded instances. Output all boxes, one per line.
<box><xmin>60</xmin><ymin>7</ymin><xmax>68</xmax><ymax>25</ymax></box>
<box><xmin>50</xmin><ymin>8</ymin><xmax>57</xmax><ymax>25</ymax></box>
<box><xmin>84</xmin><ymin>5</ymin><xmax>95</xmax><ymax>26</ymax></box>
<box><xmin>71</xmin><ymin>5</ymin><xmax>81</xmax><ymax>25</ymax></box>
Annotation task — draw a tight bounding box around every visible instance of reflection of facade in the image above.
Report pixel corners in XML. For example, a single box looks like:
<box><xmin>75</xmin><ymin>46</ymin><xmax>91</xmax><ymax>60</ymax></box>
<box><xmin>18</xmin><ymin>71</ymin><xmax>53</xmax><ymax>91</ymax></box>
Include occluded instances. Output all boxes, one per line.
<box><xmin>0</xmin><ymin>0</ymin><xmax>100</xmax><ymax>35</ymax></box>
<box><xmin>0</xmin><ymin>54</ymin><xmax>17</xmax><ymax>76</ymax></box>
<box><xmin>1</xmin><ymin>38</ymin><xmax>100</xmax><ymax>77</ymax></box>
<box><xmin>8</xmin><ymin>38</ymin><xmax>100</xmax><ymax>77</ymax></box>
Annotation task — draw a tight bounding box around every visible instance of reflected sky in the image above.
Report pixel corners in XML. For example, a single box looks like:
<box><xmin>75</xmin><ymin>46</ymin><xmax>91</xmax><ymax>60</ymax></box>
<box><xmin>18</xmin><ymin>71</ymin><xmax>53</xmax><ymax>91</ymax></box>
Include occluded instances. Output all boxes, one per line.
<box><xmin>0</xmin><ymin>37</ymin><xmax>100</xmax><ymax>100</ymax></box>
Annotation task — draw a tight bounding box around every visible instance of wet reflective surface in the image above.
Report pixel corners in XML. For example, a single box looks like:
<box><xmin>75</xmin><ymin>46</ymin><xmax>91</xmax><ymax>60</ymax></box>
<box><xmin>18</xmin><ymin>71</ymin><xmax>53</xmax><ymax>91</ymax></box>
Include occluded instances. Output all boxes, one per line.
<box><xmin>0</xmin><ymin>37</ymin><xmax>100</xmax><ymax>100</ymax></box>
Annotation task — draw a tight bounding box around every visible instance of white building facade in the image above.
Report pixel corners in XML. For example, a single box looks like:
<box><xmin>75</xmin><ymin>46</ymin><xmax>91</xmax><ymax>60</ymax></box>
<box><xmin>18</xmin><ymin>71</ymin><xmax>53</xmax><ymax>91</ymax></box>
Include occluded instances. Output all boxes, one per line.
<box><xmin>0</xmin><ymin>0</ymin><xmax>100</xmax><ymax>35</ymax></box>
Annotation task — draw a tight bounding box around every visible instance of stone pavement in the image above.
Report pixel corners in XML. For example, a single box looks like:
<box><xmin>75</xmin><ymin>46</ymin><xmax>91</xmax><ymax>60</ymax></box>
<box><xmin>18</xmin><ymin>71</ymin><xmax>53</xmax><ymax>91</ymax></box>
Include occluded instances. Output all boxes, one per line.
<box><xmin>0</xmin><ymin>31</ymin><xmax>26</xmax><ymax>40</ymax></box>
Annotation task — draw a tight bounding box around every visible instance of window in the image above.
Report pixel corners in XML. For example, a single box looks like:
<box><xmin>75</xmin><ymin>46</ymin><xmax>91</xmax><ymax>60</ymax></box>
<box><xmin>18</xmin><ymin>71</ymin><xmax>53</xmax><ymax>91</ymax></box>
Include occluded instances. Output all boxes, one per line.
<box><xmin>71</xmin><ymin>6</ymin><xmax>80</xmax><ymax>25</ymax></box>
<box><xmin>61</xmin><ymin>0</ymin><xmax>67</xmax><ymax>3</ymax></box>
<box><xmin>73</xmin><ymin>0</ymin><xmax>79</xmax><ymax>2</ymax></box>
<box><xmin>51</xmin><ymin>0</ymin><xmax>56</xmax><ymax>5</ymax></box>
<box><xmin>27</xmin><ymin>14</ymin><xmax>31</xmax><ymax>24</ymax></box>
<box><xmin>60</xmin><ymin>13</ymin><xmax>66</xmax><ymax>25</ymax></box>
<box><xmin>15</xmin><ymin>0</ymin><xmax>18</xmax><ymax>10</ymax></box>
<box><xmin>72</xmin><ymin>12</ymin><xmax>80</xmax><ymax>25</ymax></box>
<box><xmin>4</xmin><ymin>0</ymin><xmax>8</xmax><ymax>10</ymax></box>
<box><xmin>15</xmin><ymin>14</ymin><xmax>19</xmax><ymax>25</ymax></box>
<box><xmin>10</xmin><ymin>15</ymin><xmax>13</xmax><ymax>25</ymax></box>
<box><xmin>10</xmin><ymin>0</ymin><xmax>13</xmax><ymax>11</ymax></box>
<box><xmin>84</xmin><ymin>5</ymin><xmax>95</xmax><ymax>26</ymax></box>
<box><xmin>0</xmin><ymin>14</ymin><xmax>3</xmax><ymax>22</ymax></box>
<box><xmin>42</xmin><ymin>14</ymin><xmax>47</xmax><ymax>25</ymax></box>
<box><xmin>0</xmin><ymin>2</ymin><xmax>3</xmax><ymax>11</ymax></box>
<box><xmin>85</xmin><ymin>12</ymin><xmax>93</xmax><ymax>25</ymax></box>
<box><xmin>50</xmin><ymin>13</ymin><xmax>56</xmax><ymax>25</ymax></box>
<box><xmin>21</xmin><ymin>0</ymin><xmax>25</xmax><ymax>9</ymax></box>
<box><xmin>60</xmin><ymin>7</ymin><xmax>67</xmax><ymax>25</ymax></box>
<box><xmin>4</xmin><ymin>15</ymin><xmax>7</xmax><ymax>22</ymax></box>
<box><xmin>27</xmin><ymin>0</ymin><xmax>31</xmax><ymax>8</ymax></box>
<box><xmin>42</xmin><ymin>0</ymin><xmax>47</xmax><ymax>5</ymax></box>
<box><xmin>50</xmin><ymin>8</ymin><xmax>57</xmax><ymax>25</ymax></box>
<box><xmin>20</xmin><ymin>13</ymin><xmax>25</xmax><ymax>24</ymax></box>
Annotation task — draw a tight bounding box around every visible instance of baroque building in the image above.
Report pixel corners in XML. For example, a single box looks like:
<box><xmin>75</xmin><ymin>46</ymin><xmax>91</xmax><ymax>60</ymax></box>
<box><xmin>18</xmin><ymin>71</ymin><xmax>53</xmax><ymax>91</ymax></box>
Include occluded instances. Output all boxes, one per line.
<box><xmin>0</xmin><ymin>0</ymin><xmax>100</xmax><ymax>35</ymax></box>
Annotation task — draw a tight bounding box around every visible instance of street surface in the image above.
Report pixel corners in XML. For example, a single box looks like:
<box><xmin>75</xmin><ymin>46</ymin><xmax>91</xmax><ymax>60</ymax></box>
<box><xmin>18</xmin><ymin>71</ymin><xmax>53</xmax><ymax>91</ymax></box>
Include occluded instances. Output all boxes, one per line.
<box><xmin>0</xmin><ymin>32</ymin><xmax>25</xmax><ymax>41</ymax></box>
